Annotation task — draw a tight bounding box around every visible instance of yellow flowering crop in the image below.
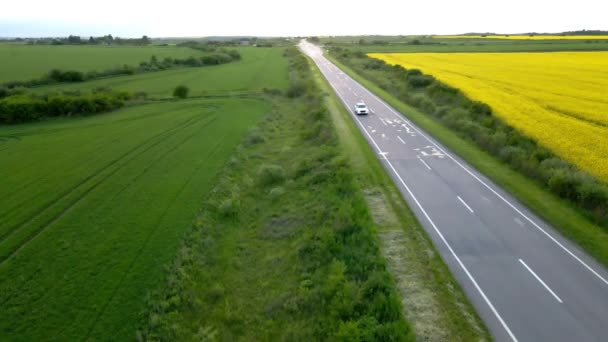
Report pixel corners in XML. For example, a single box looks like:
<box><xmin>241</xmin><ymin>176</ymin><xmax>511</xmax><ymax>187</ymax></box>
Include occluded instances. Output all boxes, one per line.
<box><xmin>369</xmin><ymin>52</ymin><xmax>608</xmax><ymax>182</ymax></box>
<box><xmin>433</xmin><ymin>35</ymin><xmax>608</xmax><ymax>40</ymax></box>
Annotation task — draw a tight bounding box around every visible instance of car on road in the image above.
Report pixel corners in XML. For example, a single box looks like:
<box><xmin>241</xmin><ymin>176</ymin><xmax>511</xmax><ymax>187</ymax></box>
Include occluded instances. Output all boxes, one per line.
<box><xmin>354</xmin><ymin>102</ymin><xmax>369</xmax><ymax>115</ymax></box>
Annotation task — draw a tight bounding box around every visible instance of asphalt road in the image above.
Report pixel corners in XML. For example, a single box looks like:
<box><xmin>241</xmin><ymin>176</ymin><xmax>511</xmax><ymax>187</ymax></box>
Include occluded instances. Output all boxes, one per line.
<box><xmin>299</xmin><ymin>40</ymin><xmax>608</xmax><ymax>341</ymax></box>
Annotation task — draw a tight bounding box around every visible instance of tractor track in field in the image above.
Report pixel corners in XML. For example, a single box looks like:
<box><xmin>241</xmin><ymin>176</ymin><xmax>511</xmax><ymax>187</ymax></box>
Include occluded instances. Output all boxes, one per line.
<box><xmin>0</xmin><ymin>105</ymin><xmax>209</xmax><ymax>221</ymax></box>
<box><xmin>0</xmin><ymin>112</ymin><xmax>215</xmax><ymax>266</ymax></box>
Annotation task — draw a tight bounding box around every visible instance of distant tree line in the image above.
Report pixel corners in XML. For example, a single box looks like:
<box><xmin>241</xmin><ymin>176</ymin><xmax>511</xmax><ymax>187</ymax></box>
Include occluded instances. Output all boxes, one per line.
<box><xmin>332</xmin><ymin>47</ymin><xmax>608</xmax><ymax>229</ymax></box>
<box><xmin>0</xmin><ymin>89</ymin><xmax>132</xmax><ymax>124</ymax></box>
<box><xmin>560</xmin><ymin>30</ymin><xmax>608</xmax><ymax>36</ymax></box>
<box><xmin>0</xmin><ymin>51</ymin><xmax>241</xmax><ymax>90</ymax></box>
<box><xmin>177</xmin><ymin>38</ymin><xmax>278</xmax><ymax>50</ymax></box>
<box><xmin>9</xmin><ymin>34</ymin><xmax>153</xmax><ymax>46</ymax></box>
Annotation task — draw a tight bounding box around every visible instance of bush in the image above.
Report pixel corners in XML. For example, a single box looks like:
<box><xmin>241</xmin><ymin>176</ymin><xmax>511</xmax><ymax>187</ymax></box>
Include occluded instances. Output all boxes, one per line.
<box><xmin>173</xmin><ymin>85</ymin><xmax>189</xmax><ymax>99</ymax></box>
<box><xmin>0</xmin><ymin>87</ymin><xmax>9</xmax><ymax>99</ymax></box>
<box><xmin>257</xmin><ymin>164</ymin><xmax>286</xmax><ymax>186</ymax></box>
<box><xmin>0</xmin><ymin>90</ymin><xmax>130</xmax><ymax>124</ymax></box>
<box><xmin>286</xmin><ymin>80</ymin><xmax>307</xmax><ymax>98</ymax></box>
<box><xmin>407</xmin><ymin>75</ymin><xmax>434</xmax><ymax>88</ymax></box>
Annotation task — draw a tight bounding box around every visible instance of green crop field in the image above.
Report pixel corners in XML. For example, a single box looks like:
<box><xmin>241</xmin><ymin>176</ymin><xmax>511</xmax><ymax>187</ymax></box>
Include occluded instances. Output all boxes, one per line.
<box><xmin>0</xmin><ymin>98</ymin><xmax>269</xmax><ymax>340</ymax></box>
<box><xmin>31</xmin><ymin>47</ymin><xmax>288</xmax><ymax>97</ymax></box>
<box><xmin>0</xmin><ymin>44</ymin><xmax>207</xmax><ymax>82</ymax></box>
<box><xmin>0</xmin><ymin>44</ymin><xmax>290</xmax><ymax>340</ymax></box>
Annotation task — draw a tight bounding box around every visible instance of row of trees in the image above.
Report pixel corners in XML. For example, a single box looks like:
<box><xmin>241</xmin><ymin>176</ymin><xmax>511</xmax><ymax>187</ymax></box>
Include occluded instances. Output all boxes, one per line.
<box><xmin>1</xmin><ymin>51</ymin><xmax>241</xmax><ymax>90</ymax></box>
<box><xmin>333</xmin><ymin>47</ymin><xmax>608</xmax><ymax>228</ymax></box>
<box><xmin>14</xmin><ymin>34</ymin><xmax>152</xmax><ymax>46</ymax></box>
<box><xmin>0</xmin><ymin>90</ymin><xmax>131</xmax><ymax>124</ymax></box>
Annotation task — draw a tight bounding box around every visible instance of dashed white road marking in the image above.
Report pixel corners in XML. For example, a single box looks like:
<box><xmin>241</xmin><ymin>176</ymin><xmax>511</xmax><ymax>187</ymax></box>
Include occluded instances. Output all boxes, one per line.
<box><xmin>397</xmin><ymin>136</ymin><xmax>406</xmax><ymax>144</ymax></box>
<box><xmin>340</xmin><ymin>60</ymin><xmax>608</xmax><ymax>286</ymax></box>
<box><xmin>309</xmin><ymin>48</ymin><xmax>518</xmax><ymax>341</ymax></box>
<box><xmin>457</xmin><ymin>196</ymin><xmax>475</xmax><ymax>213</ymax></box>
<box><xmin>417</xmin><ymin>156</ymin><xmax>432</xmax><ymax>170</ymax></box>
<box><xmin>514</xmin><ymin>218</ymin><xmax>525</xmax><ymax>227</ymax></box>
<box><xmin>519</xmin><ymin>259</ymin><xmax>563</xmax><ymax>303</ymax></box>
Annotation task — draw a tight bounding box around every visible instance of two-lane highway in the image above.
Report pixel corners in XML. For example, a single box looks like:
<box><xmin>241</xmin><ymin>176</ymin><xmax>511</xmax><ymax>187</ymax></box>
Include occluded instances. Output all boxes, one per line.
<box><xmin>299</xmin><ymin>40</ymin><xmax>608</xmax><ymax>341</ymax></box>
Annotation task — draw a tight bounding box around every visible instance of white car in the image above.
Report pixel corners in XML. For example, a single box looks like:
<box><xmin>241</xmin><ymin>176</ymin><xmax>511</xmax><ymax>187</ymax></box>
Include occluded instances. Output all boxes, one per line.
<box><xmin>354</xmin><ymin>102</ymin><xmax>369</xmax><ymax>115</ymax></box>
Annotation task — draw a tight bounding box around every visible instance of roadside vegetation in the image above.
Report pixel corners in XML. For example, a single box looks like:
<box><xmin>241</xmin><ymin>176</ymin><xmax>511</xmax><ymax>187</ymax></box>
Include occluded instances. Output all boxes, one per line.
<box><xmin>324</xmin><ymin>45</ymin><xmax>608</xmax><ymax>266</ymax></box>
<box><xmin>307</xmin><ymin>51</ymin><xmax>489</xmax><ymax>341</ymax></box>
<box><xmin>140</xmin><ymin>47</ymin><xmax>412</xmax><ymax>341</ymax></box>
<box><xmin>369</xmin><ymin>52</ymin><xmax>608</xmax><ymax>183</ymax></box>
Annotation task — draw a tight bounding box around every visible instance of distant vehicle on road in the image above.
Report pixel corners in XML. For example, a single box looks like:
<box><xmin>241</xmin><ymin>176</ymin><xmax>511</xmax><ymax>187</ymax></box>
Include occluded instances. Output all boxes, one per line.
<box><xmin>354</xmin><ymin>102</ymin><xmax>369</xmax><ymax>115</ymax></box>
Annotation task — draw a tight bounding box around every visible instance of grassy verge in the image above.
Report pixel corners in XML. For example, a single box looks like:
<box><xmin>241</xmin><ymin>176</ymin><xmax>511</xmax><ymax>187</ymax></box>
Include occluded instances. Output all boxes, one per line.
<box><xmin>307</xmin><ymin>51</ymin><xmax>489</xmax><ymax>340</ymax></box>
<box><xmin>325</xmin><ymin>53</ymin><xmax>608</xmax><ymax>267</ymax></box>
<box><xmin>140</xmin><ymin>48</ymin><xmax>412</xmax><ymax>340</ymax></box>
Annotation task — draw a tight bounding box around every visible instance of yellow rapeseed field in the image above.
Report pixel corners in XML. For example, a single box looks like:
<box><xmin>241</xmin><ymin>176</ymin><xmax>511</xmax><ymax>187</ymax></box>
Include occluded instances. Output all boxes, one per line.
<box><xmin>369</xmin><ymin>52</ymin><xmax>608</xmax><ymax>181</ymax></box>
<box><xmin>433</xmin><ymin>35</ymin><xmax>608</xmax><ymax>40</ymax></box>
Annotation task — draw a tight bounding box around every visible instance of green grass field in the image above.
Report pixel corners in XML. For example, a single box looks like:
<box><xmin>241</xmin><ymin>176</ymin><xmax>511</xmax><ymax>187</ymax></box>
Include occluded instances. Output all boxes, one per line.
<box><xmin>0</xmin><ymin>44</ymin><xmax>207</xmax><ymax>82</ymax></box>
<box><xmin>0</xmin><ymin>44</ymin><xmax>290</xmax><ymax>340</ymax></box>
<box><xmin>0</xmin><ymin>98</ymin><xmax>270</xmax><ymax>340</ymax></box>
<box><xmin>31</xmin><ymin>47</ymin><xmax>288</xmax><ymax>98</ymax></box>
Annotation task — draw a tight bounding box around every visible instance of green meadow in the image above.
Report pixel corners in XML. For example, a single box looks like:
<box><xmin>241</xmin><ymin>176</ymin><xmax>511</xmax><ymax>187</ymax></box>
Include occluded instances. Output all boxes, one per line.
<box><xmin>0</xmin><ymin>45</ymin><xmax>288</xmax><ymax>340</ymax></box>
<box><xmin>0</xmin><ymin>44</ymin><xmax>207</xmax><ymax>82</ymax></box>
<box><xmin>31</xmin><ymin>47</ymin><xmax>288</xmax><ymax>97</ymax></box>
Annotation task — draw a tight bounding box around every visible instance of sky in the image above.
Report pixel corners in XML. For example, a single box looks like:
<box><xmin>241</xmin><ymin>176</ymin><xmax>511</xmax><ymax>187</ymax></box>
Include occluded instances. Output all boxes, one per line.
<box><xmin>1</xmin><ymin>0</ymin><xmax>607</xmax><ymax>38</ymax></box>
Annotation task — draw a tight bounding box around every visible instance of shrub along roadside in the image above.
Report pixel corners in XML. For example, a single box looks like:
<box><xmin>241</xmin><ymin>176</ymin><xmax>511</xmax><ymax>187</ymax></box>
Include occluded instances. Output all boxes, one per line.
<box><xmin>0</xmin><ymin>90</ymin><xmax>132</xmax><ymax>124</ymax></box>
<box><xmin>0</xmin><ymin>50</ymin><xmax>242</xmax><ymax>91</ymax></box>
<box><xmin>139</xmin><ymin>47</ymin><xmax>412</xmax><ymax>340</ymax></box>
<box><xmin>329</xmin><ymin>47</ymin><xmax>608</xmax><ymax>231</ymax></box>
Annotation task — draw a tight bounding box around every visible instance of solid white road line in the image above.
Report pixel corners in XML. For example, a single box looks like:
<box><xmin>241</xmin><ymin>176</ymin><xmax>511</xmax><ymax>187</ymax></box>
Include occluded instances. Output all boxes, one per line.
<box><xmin>322</xmin><ymin>71</ymin><xmax>518</xmax><ymax>342</ymax></box>
<box><xmin>397</xmin><ymin>136</ymin><xmax>406</xmax><ymax>144</ymax></box>
<box><xmin>344</xmin><ymin>63</ymin><xmax>608</xmax><ymax>287</ymax></box>
<box><xmin>519</xmin><ymin>259</ymin><xmax>563</xmax><ymax>303</ymax></box>
<box><xmin>458</xmin><ymin>196</ymin><xmax>475</xmax><ymax>213</ymax></box>
<box><xmin>418</xmin><ymin>157</ymin><xmax>432</xmax><ymax>170</ymax></box>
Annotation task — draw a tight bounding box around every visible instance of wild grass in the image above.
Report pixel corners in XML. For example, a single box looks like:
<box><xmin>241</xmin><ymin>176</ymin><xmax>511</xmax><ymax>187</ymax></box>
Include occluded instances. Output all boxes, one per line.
<box><xmin>140</xmin><ymin>48</ymin><xmax>412</xmax><ymax>341</ymax></box>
